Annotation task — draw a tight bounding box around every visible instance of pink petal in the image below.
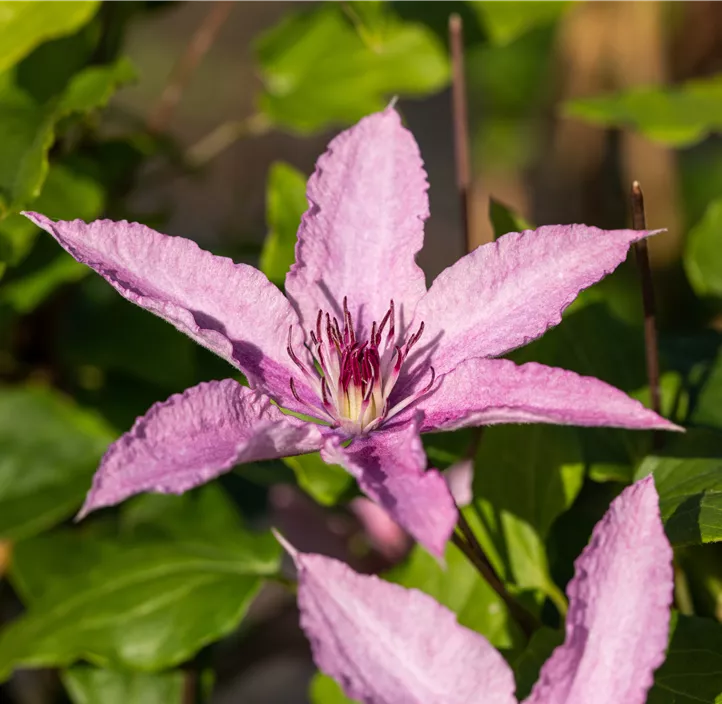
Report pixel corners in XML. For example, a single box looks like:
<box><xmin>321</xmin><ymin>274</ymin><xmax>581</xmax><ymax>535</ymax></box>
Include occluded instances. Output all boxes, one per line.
<box><xmin>282</xmin><ymin>540</ymin><xmax>517</xmax><ymax>704</ymax></box>
<box><xmin>285</xmin><ymin>108</ymin><xmax>428</xmax><ymax>334</ymax></box>
<box><xmin>79</xmin><ymin>379</ymin><xmax>324</xmax><ymax>517</ymax></box>
<box><xmin>350</xmin><ymin>497</ymin><xmax>411</xmax><ymax>563</ymax></box>
<box><xmin>524</xmin><ymin>476</ymin><xmax>674</xmax><ymax>704</ymax></box>
<box><xmin>321</xmin><ymin>420</ymin><xmax>456</xmax><ymax>558</ymax></box>
<box><xmin>413</xmin><ymin>224</ymin><xmax>663</xmax><ymax>375</ymax></box>
<box><xmin>415</xmin><ymin>358</ymin><xmax>682</xmax><ymax>433</ymax></box>
<box><xmin>23</xmin><ymin>213</ymin><xmax>309</xmax><ymax>409</ymax></box>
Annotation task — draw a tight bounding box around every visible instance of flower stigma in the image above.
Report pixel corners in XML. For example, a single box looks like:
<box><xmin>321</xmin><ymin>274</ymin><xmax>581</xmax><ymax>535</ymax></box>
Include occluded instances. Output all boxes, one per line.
<box><xmin>286</xmin><ymin>298</ymin><xmax>435</xmax><ymax>435</ymax></box>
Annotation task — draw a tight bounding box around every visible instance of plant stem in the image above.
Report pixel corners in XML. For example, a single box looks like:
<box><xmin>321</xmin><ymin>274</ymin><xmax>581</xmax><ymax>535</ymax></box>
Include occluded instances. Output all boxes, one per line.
<box><xmin>185</xmin><ymin>113</ymin><xmax>271</xmax><ymax>168</ymax></box>
<box><xmin>148</xmin><ymin>1</ymin><xmax>235</xmax><ymax>133</ymax></box>
<box><xmin>447</xmin><ymin>13</ymin><xmax>540</xmax><ymax>637</ymax></box>
<box><xmin>449</xmin><ymin>14</ymin><xmax>473</xmax><ymax>253</ymax></box>
<box><xmin>451</xmin><ymin>529</ymin><xmax>538</xmax><ymax>638</ymax></box>
<box><xmin>630</xmin><ymin>181</ymin><xmax>663</xmax><ymax>450</ymax></box>
<box><xmin>0</xmin><ymin>541</ymin><xmax>11</xmax><ymax>579</ymax></box>
<box><xmin>182</xmin><ymin>668</ymin><xmax>199</xmax><ymax>704</ymax></box>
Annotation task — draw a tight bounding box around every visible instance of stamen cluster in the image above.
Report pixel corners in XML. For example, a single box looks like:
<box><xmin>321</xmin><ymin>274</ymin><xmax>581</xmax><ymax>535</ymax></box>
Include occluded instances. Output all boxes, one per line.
<box><xmin>287</xmin><ymin>298</ymin><xmax>434</xmax><ymax>434</ymax></box>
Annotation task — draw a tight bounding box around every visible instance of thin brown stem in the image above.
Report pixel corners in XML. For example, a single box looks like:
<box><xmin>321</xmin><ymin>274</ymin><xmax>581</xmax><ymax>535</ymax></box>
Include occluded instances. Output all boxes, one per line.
<box><xmin>182</xmin><ymin>668</ymin><xmax>198</xmax><ymax>704</ymax></box>
<box><xmin>185</xmin><ymin>113</ymin><xmax>271</xmax><ymax>168</ymax></box>
<box><xmin>447</xmin><ymin>12</ymin><xmax>538</xmax><ymax>634</ymax></box>
<box><xmin>630</xmin><ymin>181</ymin><xmax>663</xmax><ymax>450</ymax></box>
<box><xmin>449</xmin><ymin>14</ymin><xmax>473</xmax><ymax>253</ymax></box>
<box><xmin>148</xmin><ymin>1</ymin><xmax>235</xmax><ymax>133</ymax></box>
<box><xmin>0</xmin><ymin>541</ymin><xmax>11</xmax><ymax>579</ymax></box>
<box><xmin>451</xmin><ymin>530</ymin><xmax>538</xmax><ymax>638</ymax></box>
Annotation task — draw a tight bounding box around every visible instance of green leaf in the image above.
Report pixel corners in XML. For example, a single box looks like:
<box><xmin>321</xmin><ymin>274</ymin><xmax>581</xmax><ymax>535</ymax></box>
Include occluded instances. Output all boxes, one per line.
<box><xmin>636</xmin><ymin>430</ymin><xmax>722</xmax><ymax>546</ymax></box>
<box><xmin>0</xmin><ymin>56</ymin><xmax>135</xmax><ymax>222</ymax></box>
<box><xmin>690</xmin><ymin>348</ymin><xmax>722</xmax><ymax>432</ymax></box>
<box><xmin>62</xmin><ymin>666</ymin><xmax>184</xmax><ymax>704</ymax></box>
<box><xmin>489</xmin><ymin>197</ymin><xmax>532</xmax><ymax>240</ymax></box>
<box><xmin>255</xmin><ymin>4</ymin><xmax>448</xmax><ymax>133</ymax></box>
<box><xmin>283</xmin><ymin>452</ymin><xmax>353</xmax><ymax>506</ymax></box>
<box><xmin>0</xmin><ymin>160</ymin><xmax>105</xmax><ymax>266</ymax></box>
<box><xmin>512</xmin><ymin>626</ymin><xmax>563</xmax><ymax>699</ymax></box>
<box><xmin>309</xmin><ymin>672</ymin><xmax>355</xmax><ymax>704</ymax></box>
<box><xmin>565</xmin><ymin>74</ymin><xmax>722</xmax><ymax>147</ymax></box>
<box><xmin>2</xmin><ymin>487</ymin><xmax>280</xmax><ymax>678</ymax></box>
<box><xmin>472</xmin><ymin>424</ymin><xmax>582</xmax><ymax>611</ymax></box>
<box><xmin>60</xmin><ymin>286</ymin><xmax>197</xmax><ymax>392</ymax></box>
<box><xmin>471</xmin><ymin>1</ymin><xmax>570</xmax><ymax>46</ymax></box>
<box><xmin>647</xmin><ymin>613</ymin><xmax>722</xmax><ymax>703</ymax></box>
<box><xmin>685</xmin><ymin>197</ymin><xmax>722</xmax><ymax>299</ymax></box>
<box><xmin>259</xmin><ymin>162</ymin><xmax>307</xmax><ymax>285</ymax></box>
<box><xmin>512</xmin><ymin>301</ymin><xmax>673</xmax><ymax>483</ymax></box>
<box><xmin>0</xmin><ymin>1</ymin><xmax>99</xmax><ymax>74</ymax></box>
<box><xmin>385</xmin><ymin>541</ymin><xmax>524</xmax><ymax>650</ymax></box>
<box><xmin>0</xmin><ymin>385</ymin><xmax>113</xmax><ymax>541</ymax></box>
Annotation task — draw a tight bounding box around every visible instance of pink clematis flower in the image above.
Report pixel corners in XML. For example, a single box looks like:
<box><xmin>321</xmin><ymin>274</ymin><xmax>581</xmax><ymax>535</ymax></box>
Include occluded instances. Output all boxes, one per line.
<box><xmin>278</xmin><ymin>475</ymin><xmax>674</xmax><ymax>704</ymax></box>
<box><xmin>23</xmin><ymin>108</ymin><xmax>678</xmax><ymax>556</ymax></box>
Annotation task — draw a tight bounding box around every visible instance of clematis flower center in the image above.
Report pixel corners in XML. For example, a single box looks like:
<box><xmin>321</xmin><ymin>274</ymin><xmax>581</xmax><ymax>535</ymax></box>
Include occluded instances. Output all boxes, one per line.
<box><xmin>286</xmin><ymin>298</ymin><xmax>434</xmax><ymax>435</ymax></box>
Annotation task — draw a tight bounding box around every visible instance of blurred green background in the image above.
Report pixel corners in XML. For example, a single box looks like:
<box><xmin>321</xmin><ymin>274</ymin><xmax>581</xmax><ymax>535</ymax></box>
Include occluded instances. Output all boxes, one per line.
<box><xmin>1</xmin><ymin>1</ymin><xmax>722</xmax><ymax>702</ymax></box>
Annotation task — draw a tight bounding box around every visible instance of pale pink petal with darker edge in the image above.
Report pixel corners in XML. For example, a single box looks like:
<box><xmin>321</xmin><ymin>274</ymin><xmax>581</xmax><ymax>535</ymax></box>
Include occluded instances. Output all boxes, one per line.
<box><xmin>412</xmin><ymin>224</ymin><xmax>663</xmax><ymax>375</ymax></box>
<box><xmin>79</xmin><ymin>379</ymin><xmax>324</xmax><ymax>517</ymax></box>
<box><xmin>321</xmin><ymin>418</ymin><xmax>456</xmax><ymax>558</ymax></box>
<box><xmin>285</xmin><ymin>108</ymin><xmax>428</xmax><ymax>335</ymax></box>
<box><xmin>414</xmin><ymin>357</ymin><xmax>682</xmax><ymax>433</ymax></box>
<box><xmin>286</xmin><ymin>544</ymin><xmax>517</xmax><ymax>704</ymax></box>
<box><xmin>23</xmin><ymin>212</ymin><xmax>313</xmax><ymax>410</ymax></box>
<box><xmin>524</xmin><ymin>475</ymin><xmax>674</xmax><ymax>704</ymax></box>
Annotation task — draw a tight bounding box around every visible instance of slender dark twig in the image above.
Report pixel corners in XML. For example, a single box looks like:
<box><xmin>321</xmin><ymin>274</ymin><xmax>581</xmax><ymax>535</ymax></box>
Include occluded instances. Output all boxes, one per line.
<box><xmin>447</xmin><ymin>12</ymin><xmax>540</xmax><ymax>635</ymax></box>
<box><xmin>182</xmin><ymin>668</ymin><xmax>199</xmax><ymax>704</ymax></box>
<box><xmin>451</xmin><ymin>530</ymin><xmax>538</xmax><ymax>638</ymax></box>
<box><xmin>148</xmin><ymin>1</ymin><xmax>235</xmax><ymax>133</ymax></box>
<box><xmin>449</xmin><ymin>14</ymin><xmax>473</xmax><ymax>253</ymax></box>
<box><xmin>630</xmin><ymin>181</ymin><xmax>663</xmax><ymax>450</ymax></box>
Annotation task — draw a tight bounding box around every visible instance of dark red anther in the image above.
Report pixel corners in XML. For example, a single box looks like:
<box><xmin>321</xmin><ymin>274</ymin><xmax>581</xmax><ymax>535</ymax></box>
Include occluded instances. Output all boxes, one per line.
<box><xmin>287</xmin><ymin>326</ymin><xmax>309</xmax><ymax>373</ymax></box>
<box><xmin>289</xmin><ymin>377</ymin><xmax>303</xmax><ymax>404</ymax></box>
<box><xmin>321</xmin><ymin>377</ymin><xmax>332</xmax><ymax>408</ymax></box>
<box><xmin>422</xmin><ymin>365</ymin><xmax>436</xmax><ymax>393</ymax></box>
<box><xmin>351</xmin><ymin>354</ymin><xmax>362</xmax><ymax>386</ymax></box>
<box><xmin>393</xmin><ymin>345</ymin><xmax>404</xmax><ymax>372</ymax></box>
<box><xmin>316</xmin><ymin>309</ymin><xmax>323</xmax><ymax>342</ymax></box>
<box><xmin>342</xmin><ymin>296</ymin><xmax>355</xmax><ymax>346</ymax></box>
<box><xmin>406</xmin><ymin>321</ymin><xmax>425</xmax><ymax>353</ymax></box>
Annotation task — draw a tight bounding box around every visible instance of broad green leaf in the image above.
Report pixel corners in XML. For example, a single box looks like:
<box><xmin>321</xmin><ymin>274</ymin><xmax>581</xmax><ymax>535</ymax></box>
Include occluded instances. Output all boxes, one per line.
<box><xmin>0</xmin><ymin>56</ymin><xmax>135</xmax><ymax>221</ymax></box>
<box><xmin>470</xmin><ymin>1</ymin><xmax>570</xmax><ymax>46</ymax></box>
<box><xmin>283</xmin><ymin>452</ymin><xmax>353</xmax><ymax>506</ymax></box>
<box><xmin>62</xmin><ymin>666</ymin><xmax>184</xmax><ymax>704</ymax></box>
<box><xmin>310</xmin><ymin>672</ymin><xmax>355</xmax><ymax>704</ymax></box>
<box><xmin>489</xmin><ymin>197</ymin><xmax>532</xmax><ymax>240</ymax></box>
<box><xmin>636</xmin><ymin>430</ymin><xmax>722</xmax><ymax>546</ymax></box>
<box><xmin>565</xmin><ymin>74</ymin><xmax>722</xmax><ymax>147</ymax></box>
<box><xmin>259</xmin><ymin>161</ymin><xmax>307</xmax><ymax>285</ymax></box>
<box><xmin>255</xmin><ymin>5</ymin><xmax>448</xmax><ymax>133</ymax></box>
<box><xmin>2</xmin><ymin>488</ymin><xmax>280</xmax><ymax>678</ymax></box>
<box><xmin>0</xmin><ymin>161</ymin><xmax>105</xmax><ymax>266</ymax></box>
<box><xmin>385</xmin><ymin>541</ymin><xmax>524</xmax><ymax>651</ymax></box>
<box><xmin>690</xmin><ymin>348</ymin><xmax>722</xmax><ymax>432</ymax></box>
<box><xmin>513</xmin><ymin>302</ymin><xmax>674</xmax><ymax>482</ymax></box>
<box><xmin>472</xmin><ymin>424</ymin><xmax>582</xmax><ymax>611</ymax></box>
<box><xmin>0</xmin><ymin>1</ymin><xmax>99</xmax><ymax>74</ymax></box>
<box><xmin>685</xmin><ymin>198</ymin><xmax>722</xmax><ymax>299</ymax></box>
<box><xmin>512</xmin><ymin>626</ymin><xmax>563</xmax><ymax>699</ymax></box>
<box><xmin>0</xmin><ymin>386</ymin><xmax>113</xmax><ymax>541</ymax></box>
<box><xmin>60</xmin><ymin>285</ymin><xmax>197</xmax><ymax>392</ymax></box>
<box><xmin>647</xmin><ymin>613</ymin><xmax>722</xmax><ymax>703</ymax></box>
<box><xmin>2</xmin><ymin>255</ymin><xmax>86</xmax><ymax>312</ymax></box>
